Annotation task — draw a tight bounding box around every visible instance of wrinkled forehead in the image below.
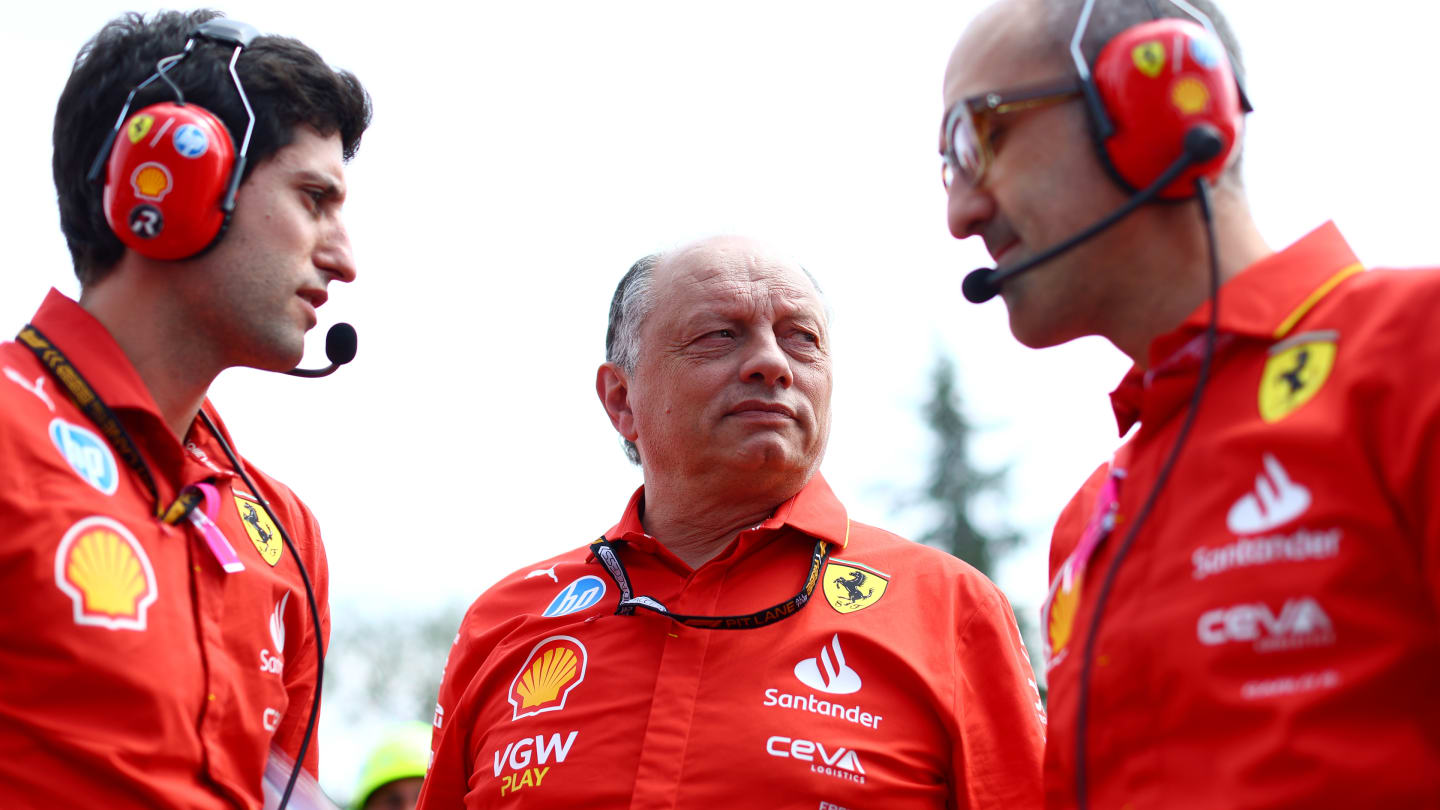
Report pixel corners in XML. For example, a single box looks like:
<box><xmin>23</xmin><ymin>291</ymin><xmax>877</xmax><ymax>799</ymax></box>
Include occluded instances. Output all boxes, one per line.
<box><xmin>656</xmin><ymin>241</ymin><xmax>826</xmax><ymax>323</ymax></box>
<box><xmin>943</xmin><ymin>0</ymin><xmax>1064</xmax><ymax>107</ymax></box>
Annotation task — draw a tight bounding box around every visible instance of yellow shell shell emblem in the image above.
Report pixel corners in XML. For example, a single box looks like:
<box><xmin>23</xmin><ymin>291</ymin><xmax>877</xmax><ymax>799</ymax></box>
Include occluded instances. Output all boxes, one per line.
<box><xmin>517</xmin><ymin>647</ymin><xmax>579</xmax><ymax>708</ymax></box>
<box><xmin>1043</xmin><ymin>558</ymin><xmax>1082</xmax><ymax>670</ymax></box>
<box><xmin>1131</xmin><ymin>41</ymin><xmax>1166</xmax><ymax>78</ymax></box>
<box><xmin>822</xmin><ymin>560</ymin><xmax>890</xmax><ymax>614</ymax></box>
<box><xmin>54</xmin><ymin>516</ymin><xmax>157</xmax><ymax>631</ymax></box>
<box><xmin>234</xmin><ymin>492</ymin><xmax>283</xmax><ymax>566</ymax></box>
<box><xmin>508</xmin><ymin>636</ymin><xmax>588</xmax><ymax>720</ymax></box>
<box><xmin>1259</xmin><ymin>330</ymin><xmax>1337</xmax><ymax>423</ymax></box>
<box><xmin>1170</xmin><ymin>77</ymin><xmax>1211</xmax><ymax>114</ymax></box>
<box><xmin>131</xmin><ymin>162</ymin><xmax>173</xmax><ymax>201</ymax></box>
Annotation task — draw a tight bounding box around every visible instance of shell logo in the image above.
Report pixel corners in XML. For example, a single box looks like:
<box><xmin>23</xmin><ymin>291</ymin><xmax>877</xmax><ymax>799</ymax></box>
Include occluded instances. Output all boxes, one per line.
<box><xmin>1170</xmin><ymin>77</ymin><xmax>1211</xmax><ymax>115</ymax></box>
<box><xmin>1042</xmin><ymin>558</ymin><xmax>1082</xmax><ymax>671</ymax></box>
<box><xmin>508</xmin><ymin>635</ymin><xmax>588</xmax><ymax>721</ymax></box>
<box><xmin>130</xmin><ymin>161</ymin><xmax>173</xmax><ymax>202</ymax></box>
<box><xmin>54</xmin><ymin>516</ymin><xmax>157</xmax><ymax>632</ymax></box>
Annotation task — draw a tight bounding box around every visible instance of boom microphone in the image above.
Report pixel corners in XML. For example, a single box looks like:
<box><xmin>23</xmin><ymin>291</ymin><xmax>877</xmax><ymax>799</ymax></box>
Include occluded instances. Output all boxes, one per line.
<box><xmin>284</xmin><ymin>322</ymin><xmax>357</xmax><ymax>378</ymax></box>
<box><xmin>962</xmin><ymin>126</ymin><xmax>1224</xmax><ymax>304</ymax></box>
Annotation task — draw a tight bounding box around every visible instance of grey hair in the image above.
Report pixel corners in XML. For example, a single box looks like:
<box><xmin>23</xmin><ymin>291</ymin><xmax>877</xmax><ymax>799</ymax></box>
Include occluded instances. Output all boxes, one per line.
<box><xmin>605</xmin><ymin>253</ymin><xmax>662</xmax><ymax>465</ymax></box>
<box><xmin>602</xmin><ymin>246</ymin><xmax>831</xmax><ymax>467</ymax></box>
<box><xmin>1039</xmin><ymin>0</ymin><xmax>1248</xmax><ymax>185</ymax></box>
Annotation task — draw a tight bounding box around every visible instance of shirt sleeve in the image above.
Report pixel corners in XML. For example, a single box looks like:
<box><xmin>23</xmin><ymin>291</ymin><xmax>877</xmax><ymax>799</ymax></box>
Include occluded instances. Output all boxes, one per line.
<box><xmin>952</xmin><ymin>579</ymin><xmax>1046</xmax><ymax>809</ymax></box>
<box><xmin>416</xmin><ymin>603</ymin><xmax>487</xmax><ymax>810</ymax></box>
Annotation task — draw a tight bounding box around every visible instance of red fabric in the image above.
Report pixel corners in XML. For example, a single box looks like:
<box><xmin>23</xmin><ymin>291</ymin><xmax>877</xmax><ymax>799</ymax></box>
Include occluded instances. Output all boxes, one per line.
<box><xmin>1042</xmin><ymin>223</ymin><xmax>1440</xmax><ymax>808</ymax></box>
<box><xmin>0</xmin><ymin>290</ymin><xmax>329</xmax><ymax>809</ymax></box>
<box><xmin>417</xmin><ymin>474</ymin><xmax>1044</xmax><ymax>809</ymax></box>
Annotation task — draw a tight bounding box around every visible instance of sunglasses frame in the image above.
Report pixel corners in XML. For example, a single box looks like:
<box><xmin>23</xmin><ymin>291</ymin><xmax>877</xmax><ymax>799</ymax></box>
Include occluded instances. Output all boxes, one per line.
<box><xmin>942</xmin><ymin>79</ymin><xmax>1084</xmax><ymax>189</ymax></box>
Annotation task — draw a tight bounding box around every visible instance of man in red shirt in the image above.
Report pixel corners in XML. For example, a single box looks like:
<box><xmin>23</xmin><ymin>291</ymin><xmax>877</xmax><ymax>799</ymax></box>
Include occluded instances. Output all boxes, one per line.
<box><xmin>416</xmin><ymin>235</ymin><xmax>1045</xmax><ymax>809</ymax></box>
<box><xmin>941</xmin><ymin>0</ymin><xmax>1440</xmax><ymax>807</ymax></box>
<box><xmin>0</xmin><ymin>11</ymin><xmax>369</xmax><ymax>808</ymax></box>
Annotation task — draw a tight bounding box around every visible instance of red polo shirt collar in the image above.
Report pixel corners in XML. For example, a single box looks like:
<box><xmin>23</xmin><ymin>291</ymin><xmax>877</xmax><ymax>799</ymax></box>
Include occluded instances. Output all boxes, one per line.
<box><xmin>31</xmin><ymin>288</ymin><xmax>164</xmax><ymax>416</ymax></box>
<box><xmin>27</xmin><ymin>288</ymin><xmax>237</xmax><ymax>488</ymax></box>
<box><xmin>1110</xmin><ymin>222</ymin><xmax>1364</xmax><ymax>435</ymax></box>
<box><xmin>603</xmin><ymin>472</ymin><xmax>851</xmax><ymax>553</ymax></box>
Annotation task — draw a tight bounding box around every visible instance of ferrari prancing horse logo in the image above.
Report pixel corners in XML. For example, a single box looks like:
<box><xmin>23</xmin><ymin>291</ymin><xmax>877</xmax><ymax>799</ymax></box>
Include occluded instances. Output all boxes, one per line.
<box><xmin>1259</xmin><ymin>330</ymin><xmax>1337</xmax><ymax>423</ymax></box>
<box><xmin>823</xmin><ymin>560</ymin><xmax>890</xmax><ymax>614</ymax></box>
<box><xmin>234</xmin><ymin>492</ymin><xmax>282</xmax><ymax>566</ymax></box>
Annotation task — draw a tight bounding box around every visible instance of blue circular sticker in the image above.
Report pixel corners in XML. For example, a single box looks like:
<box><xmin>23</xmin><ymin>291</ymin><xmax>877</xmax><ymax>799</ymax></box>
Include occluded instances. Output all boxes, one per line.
<box><xmin>173</xmin><ymin>124</ymin><xmax>210</xmax><ymax>158</ymax></box>
<box><xmin>1189</xmin><ymin>36</ymin><xmax>1223</xmax><ymax>70</ymax></box>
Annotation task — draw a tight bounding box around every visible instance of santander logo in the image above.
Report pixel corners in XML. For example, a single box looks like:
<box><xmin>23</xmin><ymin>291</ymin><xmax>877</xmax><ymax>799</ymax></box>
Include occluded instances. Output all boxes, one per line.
<box><xmin>1226</xmin><ymin>454</ymin><xmax>1310</xmax><ymax>534</ymax></box>
<box><xmin>794</xmin><ymin>634</ymin><xmax>861</xmax><ymax>695</ymax></box>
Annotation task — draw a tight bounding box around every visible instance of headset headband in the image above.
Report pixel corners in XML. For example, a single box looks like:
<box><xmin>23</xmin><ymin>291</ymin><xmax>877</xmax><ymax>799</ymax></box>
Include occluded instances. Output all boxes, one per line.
<box><xmin>87</xmin><ymin>18</ymin><xmax>260</xmax><ymax>210</ymax></box>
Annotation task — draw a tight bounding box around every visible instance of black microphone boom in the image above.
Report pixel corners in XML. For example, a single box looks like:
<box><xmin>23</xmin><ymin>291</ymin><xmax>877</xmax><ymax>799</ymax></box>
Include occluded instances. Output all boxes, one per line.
<box><xmin>284</xmin><ymin>322</ymin><xmax>357</xmax><ymax>378</ymax></box>
<box><xmin>962</xmin><ymin>126</ymin><xmax>1224</xmax><ymax>304</ymax></box>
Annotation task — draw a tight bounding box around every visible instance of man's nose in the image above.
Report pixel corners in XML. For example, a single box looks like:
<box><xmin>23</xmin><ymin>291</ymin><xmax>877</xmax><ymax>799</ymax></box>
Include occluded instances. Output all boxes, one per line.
<box><xmin>316</xmin><ymin>218</ymin><xmax>357</xmax><ymax>284</ymax></box>
<box><xmin>947</xmin><ymin>180</ymin><xmax>997</xmax><ymax>240</ymax></box>
<box><xmin>739</xmin><ymin>331</ymin><xmax>792</xmax><ymax>388</ymax></box>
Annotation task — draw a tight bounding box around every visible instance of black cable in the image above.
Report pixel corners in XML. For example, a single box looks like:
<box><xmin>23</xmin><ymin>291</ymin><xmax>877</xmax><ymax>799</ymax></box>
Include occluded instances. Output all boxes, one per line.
<box><xmin>198</xmin><ymin>410</ymin><xmax>323</xmax><ymax>810</ymax></box>
<box><xmin>1073</xmin><ymin>177</ymin><xmax>1220</xmax><ymax>808</ymax></box>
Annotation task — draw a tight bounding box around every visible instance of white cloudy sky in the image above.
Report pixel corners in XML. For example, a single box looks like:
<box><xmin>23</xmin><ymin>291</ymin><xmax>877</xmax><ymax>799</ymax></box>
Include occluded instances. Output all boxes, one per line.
<box><xmin>4</xmin><ymin>0</ymin><xmax>1436</xmax><ymax>799</ymax></box>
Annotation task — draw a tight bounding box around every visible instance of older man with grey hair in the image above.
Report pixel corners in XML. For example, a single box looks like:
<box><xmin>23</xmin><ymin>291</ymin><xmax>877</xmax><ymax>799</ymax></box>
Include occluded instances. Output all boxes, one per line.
<box><xmin>418</xmin><ymin>235</ymin><xmax>1045</xmax><ymax>809</ymax></box>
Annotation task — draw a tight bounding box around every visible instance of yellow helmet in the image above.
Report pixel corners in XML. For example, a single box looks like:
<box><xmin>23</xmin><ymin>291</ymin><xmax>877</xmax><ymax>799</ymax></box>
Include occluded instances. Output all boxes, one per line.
<box><xmin>351</xmin><ymin>721</ymin><xmax>432</xmax><ymax>809</ymax></box>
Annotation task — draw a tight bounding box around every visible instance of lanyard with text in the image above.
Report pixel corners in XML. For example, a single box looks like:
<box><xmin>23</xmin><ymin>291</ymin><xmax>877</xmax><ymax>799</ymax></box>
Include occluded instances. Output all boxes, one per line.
<box><xmin>18</xmin><ymin>324</ymin><xmax>203</xmax><ymax>525</ymax></box>
<box><xmin>588</xmin><ymin>535</ymin><xmax>829</xmax><ymax>630</ymax></box>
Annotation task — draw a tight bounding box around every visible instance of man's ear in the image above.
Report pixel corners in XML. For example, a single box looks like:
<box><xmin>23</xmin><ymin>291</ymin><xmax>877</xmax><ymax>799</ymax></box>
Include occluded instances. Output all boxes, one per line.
<box><xmin>596</xmin><ymin>362</ymin><xmax>638</xmax><ymax>441</ymax></box>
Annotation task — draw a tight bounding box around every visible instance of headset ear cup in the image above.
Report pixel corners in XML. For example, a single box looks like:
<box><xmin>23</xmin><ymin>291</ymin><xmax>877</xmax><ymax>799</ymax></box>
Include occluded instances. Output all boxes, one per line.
<box><xmin>1091</xmin><ymin>19</ymin><xmax>1245</xmax><ymax>199</ymax></box>
<box><xmin>101</xmin><ymin>101</ymin><xmax>235</xmax><ymax>260</ymax></box>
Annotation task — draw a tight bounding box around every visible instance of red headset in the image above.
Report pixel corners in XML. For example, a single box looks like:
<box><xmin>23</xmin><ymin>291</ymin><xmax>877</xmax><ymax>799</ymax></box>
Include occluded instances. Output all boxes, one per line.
<box><xmin>1074</xmin><ymin>2</ymin><xmax>1251</xmax><ymax>200</ymax></box>
<box><xmin>89</xmin><ymin>19</ymin><xmax>259</xmax><ymax>260</ymax></box>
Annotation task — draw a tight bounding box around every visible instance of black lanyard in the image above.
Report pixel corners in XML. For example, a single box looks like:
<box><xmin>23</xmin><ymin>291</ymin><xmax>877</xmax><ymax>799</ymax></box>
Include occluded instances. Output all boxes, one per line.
<box><xmin>588</xmin><ymin>535</ymin><xmax>828</xmax><ymax>630</ymax></box>
<box><xmin>18</xmin><ymin>324</ymin><xmax>202</xmax><ymax>524</ymax></box>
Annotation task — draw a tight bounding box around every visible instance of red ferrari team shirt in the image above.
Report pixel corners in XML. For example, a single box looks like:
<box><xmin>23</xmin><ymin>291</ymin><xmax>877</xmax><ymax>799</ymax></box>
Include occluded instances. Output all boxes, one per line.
<box><xmin>1041</xmin><ymin>223</ymin><xmax>1440</xmax><ymax>808</ymax></box>
<box><xmin>0</xmin><ymin>290</ymin><xmax>330</xmax><ymax>809</ymax></box>
<box><xmin>418</xmin><ymin>474</ymin><xmax>1045</xmax><ymax>810</ymax></box>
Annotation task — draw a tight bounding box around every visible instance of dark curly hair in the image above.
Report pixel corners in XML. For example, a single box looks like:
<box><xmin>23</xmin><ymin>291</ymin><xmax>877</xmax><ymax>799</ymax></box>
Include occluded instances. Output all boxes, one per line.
<box><xmin>53</xmin><ymin>9</ymin><xmax>372</xmax><ymax>284</ymax></box>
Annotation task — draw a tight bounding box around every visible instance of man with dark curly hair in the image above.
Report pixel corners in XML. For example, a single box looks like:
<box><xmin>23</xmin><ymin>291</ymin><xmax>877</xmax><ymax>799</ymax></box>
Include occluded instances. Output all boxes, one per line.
<box><xmin>0</xmin><ymin>10</ymin><xmax>370</xmax><ymax>808</ymax></box>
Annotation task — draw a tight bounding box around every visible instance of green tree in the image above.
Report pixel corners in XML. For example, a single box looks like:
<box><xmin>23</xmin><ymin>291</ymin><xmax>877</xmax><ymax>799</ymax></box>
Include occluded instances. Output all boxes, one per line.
<box><xmin>915</xmin><ymin>354</ymin><xmax>1043</xmax><ymax>694</ymax></box>
<box><xmin>917</xmin><ymin>354</ymin><xmax>1020</xmax><ymax>574</ymax></box>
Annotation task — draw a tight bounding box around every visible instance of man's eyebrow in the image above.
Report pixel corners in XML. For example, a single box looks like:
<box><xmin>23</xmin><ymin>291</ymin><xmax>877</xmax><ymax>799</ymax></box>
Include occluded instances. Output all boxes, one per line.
<box><xmin>295</xmin><ymin>169</ymin><xmax>345</xmax><ymax>198</ymax></box>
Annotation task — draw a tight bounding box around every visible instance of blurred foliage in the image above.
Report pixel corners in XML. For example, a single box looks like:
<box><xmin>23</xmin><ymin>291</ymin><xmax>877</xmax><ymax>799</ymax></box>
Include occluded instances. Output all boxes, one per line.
<box><xmin>324</xmin><ymin>603</ymin><xmax>469</xmax><ymax>724</ymax></box>
<box><xmin>915</xmin><ymin>353</ymin><xmax>1044</xmax><ymax>698</ymax></box>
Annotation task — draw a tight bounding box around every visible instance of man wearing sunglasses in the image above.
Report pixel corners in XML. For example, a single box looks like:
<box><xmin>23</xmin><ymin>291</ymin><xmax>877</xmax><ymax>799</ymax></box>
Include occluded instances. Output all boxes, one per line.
<box><xmin>941</xmin><ymin>0</ymin><xmax>1440</xmax><ymax>807</ymax></box>
<box><xmin>417</xmin><ymin>236</ymin><xmax>1045</xmax><ymax>809</ymax></box>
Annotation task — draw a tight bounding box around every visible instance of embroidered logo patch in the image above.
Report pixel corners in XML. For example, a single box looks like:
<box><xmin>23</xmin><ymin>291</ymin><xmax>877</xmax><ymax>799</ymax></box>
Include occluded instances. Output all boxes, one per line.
<box><xmin>509</xmin><ymin>636</ymin><xmax>588</xmax><ymax>721</ymax></box>
<box><xmin>542</xmin><ymin>576</ymin><xmax>606</xmax><ymax>618</ymax></box>
<box><xmin>49</xmin><ymin>418</ymin><xmax>119</xmax><ymax>495</ymax></box>
<box><xmin>1226</xmin><ymin>453</ymin><xmax>1311</xmax><ymax>535</ymax></box>
<box><xmin>1259</xmin><ymin>331</ymin><xmax>1337</xmax><ymax>423</ymax></box>
<box><xmin>1044</xmin><ymin>559</ymin><xmax>1081</xmax><ymax>671</ymax></box>
<box><xmin>54</xmin><ymin>516</ymin><xmax>157</xmax><ymax>631</ymax></box>
<box><xmin>234</xmin><ymin>492</ymin><xmax>282</xmax><ymax>566</ymax></box>
<box><xmin>822</xmin><ymin>560</ymin><xmax>889</xmax><ymax>614</ymax></box>
<box><xmin>793</xmin><ymin>634</ymin><xmax>862</xmax><ymax>695</ymax></box>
